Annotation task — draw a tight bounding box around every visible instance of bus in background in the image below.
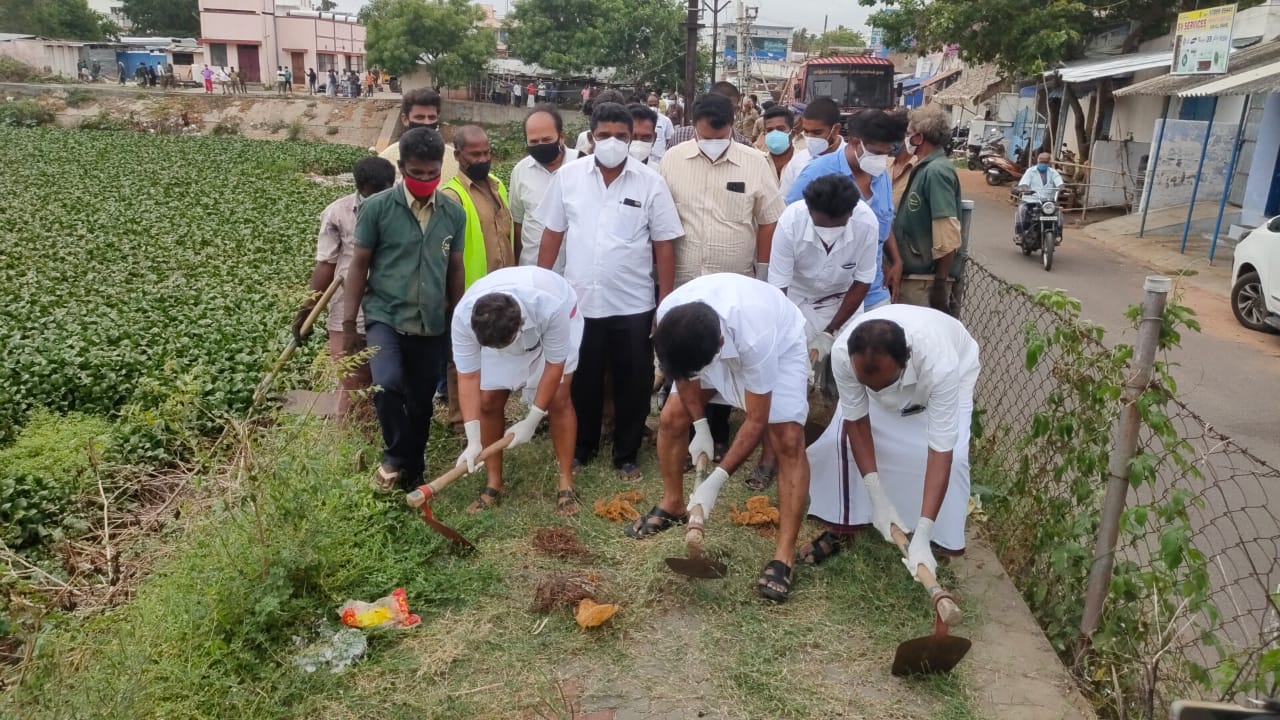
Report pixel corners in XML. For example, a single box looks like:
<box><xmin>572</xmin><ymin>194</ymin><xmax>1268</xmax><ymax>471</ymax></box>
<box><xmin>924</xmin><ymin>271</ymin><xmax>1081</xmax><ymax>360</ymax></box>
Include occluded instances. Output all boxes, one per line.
<box><xmin>784</xmin><ymin>55</ymin><xmax>897</xmax><ymax>125</ymax></box>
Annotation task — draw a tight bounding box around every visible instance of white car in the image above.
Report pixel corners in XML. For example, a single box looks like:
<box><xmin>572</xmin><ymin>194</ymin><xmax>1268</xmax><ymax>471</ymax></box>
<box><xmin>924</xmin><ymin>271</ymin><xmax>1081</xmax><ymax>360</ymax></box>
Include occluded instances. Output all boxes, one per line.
<box><xmin>1231</xmin><ymin>215</ymin><xmax>1280</xmax><ymax>333</ymax></box>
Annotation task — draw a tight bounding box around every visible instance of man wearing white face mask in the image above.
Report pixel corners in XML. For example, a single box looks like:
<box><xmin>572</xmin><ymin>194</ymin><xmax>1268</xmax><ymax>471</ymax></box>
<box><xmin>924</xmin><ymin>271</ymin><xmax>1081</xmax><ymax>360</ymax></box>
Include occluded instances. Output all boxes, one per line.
<box><xmin>535</xmin><ymin>101</ymin><xmax>682</xmax><ymax>481</ymax></box>
<box><xmin>800</xmin><ymin>304</ymin><xmax>978</xmax><ymax>579</ymax></box>
<box><xmin>751</xmin><ymin>174</ymin><xmax>880</xmax><ymax>490</ymax></box>
<box><xmin>788</xmin><ymin>109</ymin><xmax>909</xmax><ymax>307</ymax></box>
<box><xmin>626</xmin><ymin>102</ymin><xmax>660</xmax><ymax>165</ymax></box>
<box><xmin>779</xmin><ymin>97</ymin><xmax>846</xmax><ymax>200</ymax></box>
<box><xmin>452</xmin><ymin>266</ymin><xmax>584</xmax><ymax>516</ymax></box>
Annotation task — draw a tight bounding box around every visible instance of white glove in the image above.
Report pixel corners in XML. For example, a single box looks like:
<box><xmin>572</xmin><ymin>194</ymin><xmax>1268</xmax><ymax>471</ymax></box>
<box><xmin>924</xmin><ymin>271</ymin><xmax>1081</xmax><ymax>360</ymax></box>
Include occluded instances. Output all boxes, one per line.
<box><xmin>862</xmin><ymin>471</ymin><xmax>905</xmax><ymax>543</ymax></box>
<box><xmin>809</xmin><ymin>331</ymin><xmax>835</xmax><ymax>365</ymax></box>
<box><xmin>505</xmin><ymin>405</ymin><xmax>547</xmax><ymax>449</ymax></box>
<box><xmin>455</xmin><ymin>420</ymin><xmax>484</xmax><ymax>472</ymax></box>
<box><xmin>687</xmin><ymin>467</ymin><xmax>730</xmax><ymax>518</ymax></box>
<box><xmin>688</xmin><ymin>417</ymin><xmax>714</xmax><ymax>465</ymax></box>
<box><xmin>754</xmin><ymin>261</ymin><xmax>770</xmax><ymax>281</ymax></box>
<box><xmin>903</xmin><ymin>517</ymin><xmax>938</xmax><ymax>582</ymax></box>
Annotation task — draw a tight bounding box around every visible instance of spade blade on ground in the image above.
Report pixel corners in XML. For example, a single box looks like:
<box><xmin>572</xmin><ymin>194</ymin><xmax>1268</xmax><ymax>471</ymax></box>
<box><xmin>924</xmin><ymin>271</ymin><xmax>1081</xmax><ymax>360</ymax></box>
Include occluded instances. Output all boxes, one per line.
<box><xmin>890</xmin><ymin>631</ymin><xmax>972</xmax><ymax>676</ymax></box>
<box><xmin>664</xmin><ymin>555</ymin><xmax>727</xmax><ymax>579</ymax></box>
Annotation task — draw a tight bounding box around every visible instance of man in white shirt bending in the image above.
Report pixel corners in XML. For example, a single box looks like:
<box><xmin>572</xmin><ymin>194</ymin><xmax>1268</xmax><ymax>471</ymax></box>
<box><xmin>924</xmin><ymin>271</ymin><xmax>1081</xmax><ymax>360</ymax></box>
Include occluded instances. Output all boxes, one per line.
<box><xmin>801</xmin><ymin>304</ymin><xmax>980</xmax><ymax>581</ymax></box>
<box><xmin>636</xmin><ymin>274</ymin><xmax>811</xmax><ymax>604</ymax></box>
<box><xmin>451</xmin><ymin>266</ymin><xmax>584</xmax><ymax>516</ymax></box>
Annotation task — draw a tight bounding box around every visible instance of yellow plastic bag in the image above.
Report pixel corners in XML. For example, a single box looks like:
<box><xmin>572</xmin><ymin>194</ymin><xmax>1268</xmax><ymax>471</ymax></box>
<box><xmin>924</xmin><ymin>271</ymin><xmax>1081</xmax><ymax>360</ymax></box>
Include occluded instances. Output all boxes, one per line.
<box><xmin>339</xmin><ymin>587</ymin><xmax>421</xmax><ymax>629</ymax></box>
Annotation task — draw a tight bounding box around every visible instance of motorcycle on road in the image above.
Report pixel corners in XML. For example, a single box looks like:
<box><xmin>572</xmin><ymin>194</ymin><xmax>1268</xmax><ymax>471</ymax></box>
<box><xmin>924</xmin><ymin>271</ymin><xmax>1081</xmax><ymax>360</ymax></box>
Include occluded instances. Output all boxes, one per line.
<box><xmin>1015</xmin><ymin>185</ymin><xmax>1064</xmax><ymax>271</ymax></box>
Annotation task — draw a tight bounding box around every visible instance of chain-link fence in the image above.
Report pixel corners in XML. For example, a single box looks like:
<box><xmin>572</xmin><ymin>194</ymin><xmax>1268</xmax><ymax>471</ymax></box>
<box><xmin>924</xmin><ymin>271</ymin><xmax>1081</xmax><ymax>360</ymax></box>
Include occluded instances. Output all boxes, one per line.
<box><xmin>959</xmin><ymin>259</ymin><xmax>1280</xmax><ymax>715</ymax></box>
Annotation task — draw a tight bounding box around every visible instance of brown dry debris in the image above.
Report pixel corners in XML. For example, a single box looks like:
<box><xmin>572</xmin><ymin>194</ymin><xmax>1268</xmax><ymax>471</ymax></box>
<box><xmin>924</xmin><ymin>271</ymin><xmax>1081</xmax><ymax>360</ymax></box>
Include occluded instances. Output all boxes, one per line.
<box><xmin>592</xmin><ymin>490</ymin><xmax>644</xmax><ymax>523</ymax></box>
<box><xmin>530</xmin><ymin>526</ymin><xmax>591</xmax><ymax>559</ymax></box>
<box><xmin>729</xmin><ymin>495</ymin><xmax>780</xmax><ymax>526</ymax></box>
<box><xmin>530</xmin><ymin>573</ymin><xmax>600</xmax><ymax>614</ymax></box>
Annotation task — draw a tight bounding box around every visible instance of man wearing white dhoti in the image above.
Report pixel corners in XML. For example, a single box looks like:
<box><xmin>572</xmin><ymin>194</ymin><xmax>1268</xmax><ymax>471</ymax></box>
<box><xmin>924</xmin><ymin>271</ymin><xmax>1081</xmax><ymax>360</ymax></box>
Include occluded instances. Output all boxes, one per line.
<box><xmin>452</xmin><ymin>266</ymin><xmax>585</xmax><ymax>517</ymax></box>
<box><xmin>633</xmin><ymin>273</ymin><xmax>811</xmax><ymax>603</ymax></box>
<box><xmin>801</xmin><ymin>304</ymin><xmax>979</xmax><ymax>579</ymax></box>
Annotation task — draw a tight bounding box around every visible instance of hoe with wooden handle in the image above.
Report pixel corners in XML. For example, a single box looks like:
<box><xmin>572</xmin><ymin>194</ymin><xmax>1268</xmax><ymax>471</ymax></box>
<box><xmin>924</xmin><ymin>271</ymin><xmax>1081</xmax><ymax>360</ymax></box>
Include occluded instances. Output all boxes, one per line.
<box><xmin>888</xmin><ymin>523</ymin><xmax>971</xmax><ymax>676</ymax></box>
<box><xmin>664</xmin><ymin>456</ymin><xmax>728</xmax><ymax>579</ymax></box>
<box><xmin>404</xmin><ymin>434</ymin><xmax>514</xmax><ymax>552</ymax></box>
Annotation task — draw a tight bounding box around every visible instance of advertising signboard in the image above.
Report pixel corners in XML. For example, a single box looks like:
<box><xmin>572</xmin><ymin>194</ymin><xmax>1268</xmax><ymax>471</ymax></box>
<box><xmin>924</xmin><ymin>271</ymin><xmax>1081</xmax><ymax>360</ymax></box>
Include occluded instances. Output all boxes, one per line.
<box><xmin>1171</xmin><ymin>4</ymin><xmax>1235</xmax><ymax>75</ymax></box>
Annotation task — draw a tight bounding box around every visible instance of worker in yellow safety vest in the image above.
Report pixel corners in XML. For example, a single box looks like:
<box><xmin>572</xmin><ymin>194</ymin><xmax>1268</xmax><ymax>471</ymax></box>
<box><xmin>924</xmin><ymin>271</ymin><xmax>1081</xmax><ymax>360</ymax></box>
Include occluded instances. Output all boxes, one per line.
<box><xmin>440</xmin><ymin>124</ymin><xmax>516</xmax><ymax>430</ymax></box>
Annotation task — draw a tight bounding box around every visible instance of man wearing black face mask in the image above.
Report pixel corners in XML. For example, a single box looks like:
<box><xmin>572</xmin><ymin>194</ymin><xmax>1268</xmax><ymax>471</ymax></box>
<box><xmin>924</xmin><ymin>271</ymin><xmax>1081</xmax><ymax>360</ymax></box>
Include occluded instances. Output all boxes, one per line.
<box><xmin>440</xmin><ymin>125</ymin><xmax>515</xmax><ymax>431</ymax></box>
<box><xmin>509</xmin><ymin>104</ymin><xmax>579</xmax><ymax>273</ymax></box>
<box><xmin>379</xmin><ymin>87</ymin><xmax>459</xmax><ymax>183</ymax></box>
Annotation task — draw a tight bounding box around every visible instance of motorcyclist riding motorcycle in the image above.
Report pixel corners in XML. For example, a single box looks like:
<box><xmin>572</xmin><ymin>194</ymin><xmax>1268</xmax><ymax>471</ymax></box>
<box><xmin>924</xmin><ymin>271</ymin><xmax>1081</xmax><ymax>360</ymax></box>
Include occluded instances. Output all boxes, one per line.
<box><xmin>1014</xmin><ymin>152</ymin><xmax>1064</xmax><ymax>242</ymax></box>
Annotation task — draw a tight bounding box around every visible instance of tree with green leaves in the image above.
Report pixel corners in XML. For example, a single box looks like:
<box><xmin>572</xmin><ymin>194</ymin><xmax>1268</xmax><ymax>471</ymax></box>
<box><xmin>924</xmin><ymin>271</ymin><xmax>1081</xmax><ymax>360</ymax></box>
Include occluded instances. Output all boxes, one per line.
<box><xmin>506</xmin><ymin>0</ymin><xmax>696</xmax><ymax>91</ymax></box>
<box><xmin>362</xmin><ymin>0</ymin><xmax>495</xmax><ymax>88</ymax></box>
<box><xmin>791</xmin><ymin>28</ymin><xmax>816</xmax><ymax>53</ymax></box>
<box><xmin>861</xmin><ymin>0</ymin><xmax>1265</xmax><ymax>76</ymax></box>
<box><xmin>0</xmin><ymin>0</ymin><xmax>115</xmax><ymax>40</ymax></box>
<box><xmin>860</xmin><ymin>0</ymin><xmax>1264</xmax><ymax>160</ymax></box>
<box><xmin>121</xmin><ymin>0</ymin><xmax>199</xmax><ymax>36</ymax></box>
<box><xmin>816</xmin><ymin>25</ymin><xmax>866</xmax><ymax>54</ymax></box>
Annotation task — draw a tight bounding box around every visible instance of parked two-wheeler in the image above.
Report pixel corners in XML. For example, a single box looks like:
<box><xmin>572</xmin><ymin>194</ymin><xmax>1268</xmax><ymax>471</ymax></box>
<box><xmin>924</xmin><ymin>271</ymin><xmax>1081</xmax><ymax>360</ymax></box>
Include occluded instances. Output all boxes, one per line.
<box><xmin>968</xmin><ymin>130</ymin><xmax>1005</xmax><ymax>170</ymax></box>
<box><xmin>1015</xmin><ymin>185</ymin><xmax>1064</xmax><ymax>271</ymax></box>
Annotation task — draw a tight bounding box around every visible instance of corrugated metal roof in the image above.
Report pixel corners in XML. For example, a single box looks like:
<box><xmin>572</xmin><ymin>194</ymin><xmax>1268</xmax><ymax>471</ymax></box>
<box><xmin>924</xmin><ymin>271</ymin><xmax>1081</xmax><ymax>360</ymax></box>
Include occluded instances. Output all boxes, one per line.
<box><xmin>1179</xmin><ymin>58</ymin><xmax>1280</xmax><ymax>96</ymax></box>
<box><xmin>0</xmin><ymin>33</ymin><xmax>36</xmax><ymax>42</ymax></box>
<box><xmin>1114</xmin><ymin>40</ymin><xmax>1280</xmax><ymax>97</ymax></box>
<box><xmin>933</xmin><ymin>65</ymin><xmax>1004</xmax><ymax>107</ymax></box>
<box><xmin>806</xmin><ymin>55</ymin><xmax>895</xmax><ymax>67</ymax></box>
<box><xmin>1047</xmin><ymin>51</ymin><xmax>1171</xmax><ymax>83</ymax></box>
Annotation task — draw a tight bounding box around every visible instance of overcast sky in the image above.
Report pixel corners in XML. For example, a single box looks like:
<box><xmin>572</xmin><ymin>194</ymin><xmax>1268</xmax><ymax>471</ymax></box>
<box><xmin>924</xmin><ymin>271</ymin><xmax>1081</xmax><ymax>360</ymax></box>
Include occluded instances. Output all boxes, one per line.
<box><xmin>331</xmin><ymin>0</ymin><xmax>875</xmax><ymax>38</ymax></box>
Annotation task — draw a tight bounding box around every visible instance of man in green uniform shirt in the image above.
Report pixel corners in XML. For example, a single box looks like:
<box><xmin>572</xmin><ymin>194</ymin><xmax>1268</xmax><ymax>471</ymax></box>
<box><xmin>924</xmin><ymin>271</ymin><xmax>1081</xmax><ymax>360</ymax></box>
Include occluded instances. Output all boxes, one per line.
<box><xmin>892</xmin><ymin>104</ymin><xmax>963</xmax><ymax>314</ymax></box>
<box><xmin>345</xmin><ymin>127</ymin><xmax>468</xmax><ymax>492</ymax></box>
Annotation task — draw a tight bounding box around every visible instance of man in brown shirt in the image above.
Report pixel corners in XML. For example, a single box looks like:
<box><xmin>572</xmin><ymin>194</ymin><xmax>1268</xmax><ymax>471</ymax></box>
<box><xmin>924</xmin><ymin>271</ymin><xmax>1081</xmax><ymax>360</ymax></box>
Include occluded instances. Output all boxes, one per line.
<box><xmin>440</xmin><ymin>125</ymin><xmax>515</xmax><ymax>428</ymax></box>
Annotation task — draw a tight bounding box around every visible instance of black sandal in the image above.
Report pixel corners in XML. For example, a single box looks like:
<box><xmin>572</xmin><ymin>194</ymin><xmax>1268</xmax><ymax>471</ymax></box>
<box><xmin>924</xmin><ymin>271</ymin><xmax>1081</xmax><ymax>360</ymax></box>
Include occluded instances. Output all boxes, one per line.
<box><xmin>756</xmin><ymin>560</ymin><xmax>793</xmax><ymax>603</ymax></box>
<box><xmin>798</xmin><ymin>531</ymin><xmax>844</xmax><ymax>566</ymax></box>
<box><xmin>556</xmin><ymin>489</ymin><xmax>579</xmax><ymax>516</ymax></box>
<box><xmin>467</xmin><ymin>486</ymin><xmax>500</xmax><ymax>514</ymax></box>
<box><xmin>624</xmin><ymin>506</ymin><xmax>688</xmax><ymax>538</ymax></box>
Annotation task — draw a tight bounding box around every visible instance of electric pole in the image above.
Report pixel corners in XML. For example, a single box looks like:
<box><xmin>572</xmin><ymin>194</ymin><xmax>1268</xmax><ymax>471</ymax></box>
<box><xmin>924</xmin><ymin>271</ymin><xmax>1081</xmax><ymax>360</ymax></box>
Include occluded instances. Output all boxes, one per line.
<box><xmin>684</xmin><ymin>0</ymin><xmax>701</xmax><ymax>116</ymax></box>
<box><xmin>703</xmin><ymin>0</ymin><xmax>731</xmax><ymax>83</ymax></box>
<box><xmin>735</xmin><ymin>0</ymin><xmax>746</xmax><ymax>93</ymax></box>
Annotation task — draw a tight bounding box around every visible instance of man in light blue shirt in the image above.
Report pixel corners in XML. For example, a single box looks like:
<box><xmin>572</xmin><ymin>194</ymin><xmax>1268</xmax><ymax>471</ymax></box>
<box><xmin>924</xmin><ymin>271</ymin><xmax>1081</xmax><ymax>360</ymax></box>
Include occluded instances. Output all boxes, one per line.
<box><xmin>1015</xmin><ymin>152</ymin><xmax>1064</xmax><ymax>241</ymax></box>
<box><xmin>786</xmin><ymin>109</ymin><xmax>907</xmax><ymax>308</ymax></box>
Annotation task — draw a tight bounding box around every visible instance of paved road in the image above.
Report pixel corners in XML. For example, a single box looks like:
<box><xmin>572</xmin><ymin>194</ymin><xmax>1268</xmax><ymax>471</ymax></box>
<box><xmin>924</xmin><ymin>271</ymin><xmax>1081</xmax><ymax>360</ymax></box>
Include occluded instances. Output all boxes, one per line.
<box><xmin>960</xmin><ymin>171</ymin><xmax>1280</xmax><ymax>659</ymax></box>
<box><xmin>960</xmin><ymin>171</ymin><xmax>1280</xmax><ymax>468</ymax></box>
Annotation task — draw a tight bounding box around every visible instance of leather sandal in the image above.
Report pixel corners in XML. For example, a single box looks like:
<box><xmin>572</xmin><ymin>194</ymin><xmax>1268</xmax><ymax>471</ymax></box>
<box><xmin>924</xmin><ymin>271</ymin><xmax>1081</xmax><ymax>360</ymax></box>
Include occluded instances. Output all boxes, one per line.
<box><xmin>467</xmin><ymin>486</ymin><xmax>500</xmax><ymax>514</ymax></box>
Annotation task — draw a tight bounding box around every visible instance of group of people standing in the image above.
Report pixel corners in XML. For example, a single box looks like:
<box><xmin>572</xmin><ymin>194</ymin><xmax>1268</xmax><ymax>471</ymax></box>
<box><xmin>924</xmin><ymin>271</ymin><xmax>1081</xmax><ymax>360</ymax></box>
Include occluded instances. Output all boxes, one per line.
<box><xmin>296</xmin><ymin>83</ymin><xmax>980</xmax><ymax>603</ymax></box>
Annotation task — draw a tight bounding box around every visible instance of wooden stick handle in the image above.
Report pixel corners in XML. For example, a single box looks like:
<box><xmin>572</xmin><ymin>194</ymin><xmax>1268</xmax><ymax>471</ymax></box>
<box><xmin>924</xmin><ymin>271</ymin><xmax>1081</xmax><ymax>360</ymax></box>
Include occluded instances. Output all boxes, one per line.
<box><xmin>406</xmin><ymin>434</ymin><xmax>514</xmax><ymax>507</ymax></box>
<box><xmin>683</xmin><ymin>456</ymin><xmax>711</xmax><ymax>545</ymax></box>
<box><xmin>253</xmin><ymin>276</ymin><xmax>344</xmax><ymax>403</ymax></box>
<box><xmin>890</xmin><ymin>524</ymin><xmax>963</xmax><ymax>627</ymax></box>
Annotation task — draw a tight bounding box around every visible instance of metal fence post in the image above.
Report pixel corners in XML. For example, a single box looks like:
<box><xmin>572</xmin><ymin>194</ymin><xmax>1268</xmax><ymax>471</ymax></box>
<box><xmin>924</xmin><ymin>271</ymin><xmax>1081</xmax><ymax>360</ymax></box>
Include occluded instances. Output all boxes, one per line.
<box><xmin>1079</xmin><ymin>275</ymin><xmax>1173</xmax><ymax>639</ymax></box>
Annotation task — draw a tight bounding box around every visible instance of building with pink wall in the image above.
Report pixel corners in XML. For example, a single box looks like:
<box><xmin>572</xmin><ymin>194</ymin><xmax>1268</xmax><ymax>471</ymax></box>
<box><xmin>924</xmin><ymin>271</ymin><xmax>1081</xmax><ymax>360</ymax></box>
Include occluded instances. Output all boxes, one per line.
<box><xmin>198</xmin><ymin>0</ymin><xmax>365</xmax><ymax>85</ymax></box>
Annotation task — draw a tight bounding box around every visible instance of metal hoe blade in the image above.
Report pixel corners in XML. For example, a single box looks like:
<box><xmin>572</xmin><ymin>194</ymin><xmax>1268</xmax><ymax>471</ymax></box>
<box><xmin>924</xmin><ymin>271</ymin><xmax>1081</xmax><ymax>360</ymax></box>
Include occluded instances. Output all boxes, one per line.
<box><xmin>891</xmin><ymin>618</ymin><xmax>971</xmax><ymax>676</ymax></box>
<box><xmin>420</xmin><ymin>505</ymin><xmax>475</xmax><ymax>553</ymax></box>
<box><xmin>664</xmin><ymin>555</ymin><xmax>727</xmax><ymax>579</ymax></box>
